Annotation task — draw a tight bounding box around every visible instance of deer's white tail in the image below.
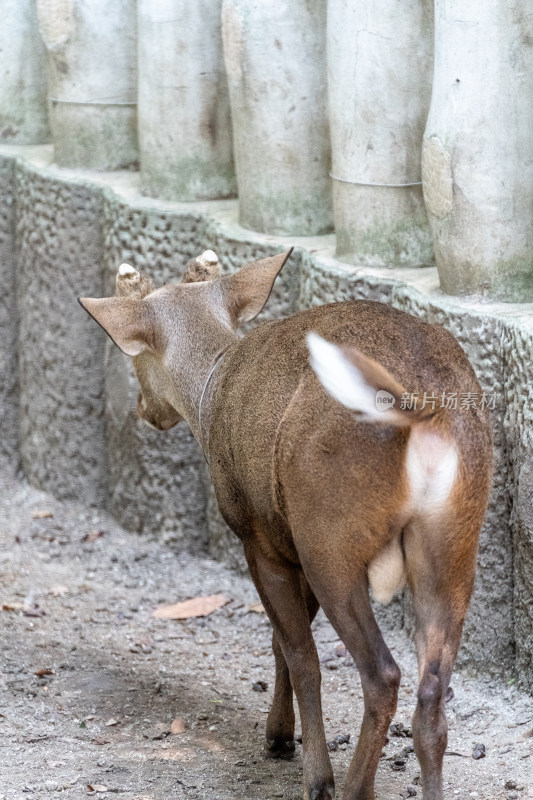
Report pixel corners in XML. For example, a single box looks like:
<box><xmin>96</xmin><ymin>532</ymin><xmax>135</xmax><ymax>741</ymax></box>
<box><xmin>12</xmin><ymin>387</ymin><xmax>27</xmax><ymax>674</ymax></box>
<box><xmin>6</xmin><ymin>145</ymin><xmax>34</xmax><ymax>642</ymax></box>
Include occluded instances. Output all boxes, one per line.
<box><xmin>307</xmin><ymin>332</ymin><xmax>436</xmax><ymax>427</ymax></box>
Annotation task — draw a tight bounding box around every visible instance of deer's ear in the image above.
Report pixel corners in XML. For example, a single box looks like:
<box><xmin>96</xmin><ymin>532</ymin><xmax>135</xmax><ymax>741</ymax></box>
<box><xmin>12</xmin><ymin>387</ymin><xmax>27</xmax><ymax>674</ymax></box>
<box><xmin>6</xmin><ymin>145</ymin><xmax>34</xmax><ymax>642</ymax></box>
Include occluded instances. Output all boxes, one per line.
<box><xmin>78</xmin><ymin>296</ymin><xmax>155</xmax><ymax>357</ymax></box>
<box><xmin>221</xmin><ymin>249</ymin><xmax>293</xmax><ymax>328</ymax></box>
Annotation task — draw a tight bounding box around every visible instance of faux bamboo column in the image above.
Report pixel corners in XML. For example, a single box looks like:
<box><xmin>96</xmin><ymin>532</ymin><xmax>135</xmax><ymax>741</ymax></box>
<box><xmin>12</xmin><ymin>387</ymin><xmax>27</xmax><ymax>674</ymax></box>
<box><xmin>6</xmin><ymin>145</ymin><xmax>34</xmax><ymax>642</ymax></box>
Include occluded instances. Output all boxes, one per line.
<box><xmin>36</xmin><ymin>0</ymin><xmax>138</xmax><ymax>169</ymax></box>
<box><xmin>222</xmin><ymin>0</ymin><xmax>333</xmax><ymax>236</ymax></box>
<box><xmin>138</xmin><ymin>0</ymin><xmax>236</xmax><ymax>201</ymax></box>
<box><xmin>422</xmin><ymin>1</ymin><xmax>533</xmax><ymax>300</ymax></box>
<box><xmin>0</xmin><ymin>0</ymin><xmax>49</xmax><ymax>143</ymax></box>
<box><xmin>328</xmin><ymin>0</ymin><xmax>434</xmax><ymax>267</ymax></box>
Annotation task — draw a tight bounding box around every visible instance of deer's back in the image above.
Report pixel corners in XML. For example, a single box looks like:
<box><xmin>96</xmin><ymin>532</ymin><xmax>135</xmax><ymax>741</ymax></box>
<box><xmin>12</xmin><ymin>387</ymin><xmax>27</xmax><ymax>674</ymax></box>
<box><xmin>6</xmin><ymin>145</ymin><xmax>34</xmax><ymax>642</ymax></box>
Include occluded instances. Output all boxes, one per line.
<box><xmin>208</xmin><ymin>300</ymin><xmax>491</xmax><ymax>542</ymax></box>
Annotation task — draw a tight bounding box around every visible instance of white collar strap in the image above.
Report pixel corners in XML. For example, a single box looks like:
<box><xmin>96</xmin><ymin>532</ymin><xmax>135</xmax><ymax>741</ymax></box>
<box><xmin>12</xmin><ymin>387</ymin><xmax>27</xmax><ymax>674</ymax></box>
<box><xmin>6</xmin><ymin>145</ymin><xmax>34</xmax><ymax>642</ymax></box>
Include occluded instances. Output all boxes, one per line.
<box><xmin>198</xmin><ymin>349</ymin><xmax>228</xmax><ymax>462</ymax></box>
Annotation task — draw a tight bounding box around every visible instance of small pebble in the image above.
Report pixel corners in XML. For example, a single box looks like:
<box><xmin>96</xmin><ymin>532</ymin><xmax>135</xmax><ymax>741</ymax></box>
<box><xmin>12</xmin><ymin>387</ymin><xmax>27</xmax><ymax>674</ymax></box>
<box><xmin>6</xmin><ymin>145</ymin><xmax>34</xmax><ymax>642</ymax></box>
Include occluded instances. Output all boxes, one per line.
<box><xmin>252</xmin><ymin>680</ymin><xmax>268</xmax><ymax>692</ymax></box>
<box><xmin>505</xmin><ymin>782</ymin><xmax>517</xmax><ymax>790</ymax></box>
<box><xmin>390</xmin><ymin>722</ymin><xmax>412</xmax><ymax>738</ymax></box>
<box><xmin>45</xmin><ymin>781</ymin><xmax>59</xmax><ymax>791</ymax></box>
<box><xmin>472</xmin><ymin>742</ymin><xmax>486</xmax><ymax>760</ymax></box>
<box><xmin>391</xmin><ymin>758</ymin><xmax>407</xmax><ymax>772</ymax></box>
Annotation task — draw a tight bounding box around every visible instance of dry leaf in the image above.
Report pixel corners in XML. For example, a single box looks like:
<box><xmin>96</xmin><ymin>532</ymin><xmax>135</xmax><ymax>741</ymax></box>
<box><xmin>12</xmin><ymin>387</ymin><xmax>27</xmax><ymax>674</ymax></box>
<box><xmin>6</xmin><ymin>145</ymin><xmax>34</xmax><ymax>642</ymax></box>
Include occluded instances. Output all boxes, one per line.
<box><xmin>92</xmin><ymin>736</ymin><xmax>110</xmax><ymax>745</ymax></box>
<box><xmin>105</xmin><ymin>718</ymin><xmax>120</xmax><ymax>727</ymax></box>
<box><xmin>153</xmin><ymin>594</ymin><xmax>229</xmax><ymax>620</ymax></box>
<box><xmin>171</xmin><ymin>718</ymin><xmax>186</xmax><ymax>734</ymax></box>
<box><xmin>24</xmin><ymin>607</ymin><xmax>45</xmax><ymax>618</ymax></box>
<box><xmin>31</xmin><ymin>510</ymin><xmax>54</xmax><ymax>519</ymax></box>
<box><xmin>248</xmin><ymin>601</ymin><xmax>265</xmax><ymax>614</ymax></box>
<box><xmin>2</xmin><ymin>601</ymin><xmax>25</xmax><ymax>612</ymax></box>
<box><xmin>34</xmin><ymin>668</ymin><xmax>55</xmax><ymax>677</ymax></box>
<box><xmin>48</xmin><ymin>585</ymin><xmax>69</xmax><ymax>597</ymax></box>
<box><xmin>93</xmin><ymin>786</ymin><xmax>107</xmax><ymax>793</ymax></box>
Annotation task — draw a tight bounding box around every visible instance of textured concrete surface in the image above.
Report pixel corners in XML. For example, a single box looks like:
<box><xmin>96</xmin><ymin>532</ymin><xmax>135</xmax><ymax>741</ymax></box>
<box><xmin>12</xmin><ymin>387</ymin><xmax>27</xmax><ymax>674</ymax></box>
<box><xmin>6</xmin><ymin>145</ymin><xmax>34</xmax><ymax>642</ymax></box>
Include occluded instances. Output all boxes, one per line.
<box><xmin>16</xmin><ymin>157</ymin><xmax>107</xmax><ymax>507</ymax></box>
<box><xmin>327</xmin><ymin>0</ymin><xmax>434</xmax><ymax>267</ymax></box>
<box><xmin>36</xmin><ymin>0</ymin><xmax>138</xmax><ymax>169</ymax></box>
<box><xmin>138</xmin><ymin>0</ymin><xmax>236</xmax><ymax>201</ymax></box>
<box><xmin>0</xmin><ymin>156</ymin><xmax>19</xmax><ymax>471</ymax></box>
<box><xmin>2</xmin><ymin>144</ymin><xmax>533</xmax><ymax>690</ymax></box>
<box><xmin>0</xmin><ymin>0</ymin><xmax>50</xmax><ymax>144</ymax></box>
<box><xmin>222</xmin><ymin>0</ymin><xmax>333</xmax><ymax>235</ymax></box>
<box><xmin>101</xmin><ymin>197</ymin><xmax>210</xmax><ymax>547</ymax></box>
<box><xmin>423</xmin><ymin>0</ymin><xmax>533</xmax><ymax>300</ymax></box>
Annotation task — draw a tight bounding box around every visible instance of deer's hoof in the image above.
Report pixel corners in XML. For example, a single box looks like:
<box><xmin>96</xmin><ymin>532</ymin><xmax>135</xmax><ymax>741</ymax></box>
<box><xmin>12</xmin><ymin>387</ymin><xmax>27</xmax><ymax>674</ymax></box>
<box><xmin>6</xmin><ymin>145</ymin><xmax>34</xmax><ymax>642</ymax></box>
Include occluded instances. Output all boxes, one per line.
<box><xmin>265</xmin><ymin>736</ymin><xmax>296</xmax><ymax>760</ymax></box>
<box><xmin>306</xmin><ymin>783</ymin><xmax>335</xmax><ymax>800</ymax></box>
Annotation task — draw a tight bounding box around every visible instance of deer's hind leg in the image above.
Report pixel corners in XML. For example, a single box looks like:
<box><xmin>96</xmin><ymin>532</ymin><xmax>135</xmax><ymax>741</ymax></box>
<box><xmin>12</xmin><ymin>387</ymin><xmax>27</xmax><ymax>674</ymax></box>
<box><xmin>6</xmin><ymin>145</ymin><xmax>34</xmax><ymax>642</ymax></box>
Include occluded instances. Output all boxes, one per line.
<box><xmin>404</xmin><ymin>511</ymin><xmax>481</xmax><ymax>800</ymax></box>
<box><xmin>293</xmin><ymin>533</ymin><xmax>401</xmax><ymax>800</ymax></box>
<box><xmin>267</xmin><ymin>575</ymin><xmax>320</xmax><ymax>759</ymax></box>
<box><xmin>244</xmin><ymin>537</ymin><xmax>334</xmax><ymax>800</ymax></box>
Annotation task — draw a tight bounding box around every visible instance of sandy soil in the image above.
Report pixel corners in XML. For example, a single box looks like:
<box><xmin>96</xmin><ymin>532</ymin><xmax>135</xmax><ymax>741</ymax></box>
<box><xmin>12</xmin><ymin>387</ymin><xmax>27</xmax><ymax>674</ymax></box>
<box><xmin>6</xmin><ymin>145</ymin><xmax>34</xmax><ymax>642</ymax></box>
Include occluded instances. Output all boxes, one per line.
<box><xmin>0</xmin><ymin>472</ymin><xmax>531</xmax><ymax>800</ymax></box>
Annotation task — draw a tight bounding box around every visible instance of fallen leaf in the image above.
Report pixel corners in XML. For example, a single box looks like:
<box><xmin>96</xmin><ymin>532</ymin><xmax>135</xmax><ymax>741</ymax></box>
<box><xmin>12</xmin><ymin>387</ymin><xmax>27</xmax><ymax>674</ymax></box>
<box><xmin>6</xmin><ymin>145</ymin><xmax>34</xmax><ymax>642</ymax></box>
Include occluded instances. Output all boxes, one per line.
<box><xmin>83</xmin><ymin>530</ymin><xmax>105</xmax><ymax>543</ymax></box>
<box><xmin>34</xmin><ymin>668</ymin><xmax>55</xmax><ymax>677</ymax></box>
<box><xmin>92</xmin><ymin>737</ymin><xmax>110</xmax><ymax>745</ymax></box>
<box><xmin>247</xmin><ymin>601</ymin><xmax>265</xmax><ymax>614</ymax></box>
<box><xmin>24</xmin><ymin>607</ymin><xmax>45</xmax><ymax>618</ymax></box>
<box><xmin>31</xmin><ymin>510</ymin><xmax>54</xmax><ymax>519</ymax></box>
<box><xmin>153</xmin><ymin>594</ymin><xmax>229</xmax><ymax>620</ymax></box>
<box><xmin>2</xmin><ymin>601</ymin><xmax>25</xmax><ymax>612</ymax></box>
<box><xmin>171</xmin><ymin>718</ymin><xmax>186</xmax><ymax>734</ymax></box>
<box><xmin>93</xmin><ymin>786</ymin><xmax>107</xmax><ymax>793</ymax></box>
<box><xmin>48</xmin><ymin>585</ymin><xmax>69</xmax><ymax>597</ymax></box>
<box><xmin>105</xmin><ymin>718</ymin><xmax>120</xmax><ymax>727</ymax></box>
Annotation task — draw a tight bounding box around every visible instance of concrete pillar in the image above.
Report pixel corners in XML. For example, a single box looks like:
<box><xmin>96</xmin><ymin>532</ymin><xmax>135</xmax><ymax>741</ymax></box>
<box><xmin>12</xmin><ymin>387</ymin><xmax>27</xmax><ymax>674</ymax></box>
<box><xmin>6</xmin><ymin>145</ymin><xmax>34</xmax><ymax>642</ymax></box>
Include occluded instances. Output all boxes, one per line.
<box><xmin>138</xmin><ymin>0</ymin><xmax>236</xmax><ymax>201</ymax></box>
<box><xmin>36</xmin><ymin>0</ymin><xmax>138</xmax><ymax>169</ymax></box>
<box><xmin>222</xmin><ymin>0</ymin><xmax>333</xmax><ymax>236</ymax></box>
<box><xmin>328</xmin><ymin>0</ymin><xmax>434</xmax><ymax>267</ymax></box>
<box><xmin>422</xmin><ymin>1</ymin><xmax>533</xmax><ymax>300</ymax></box>
<box><xmin>0</xmin><ymin>0</ymin><xmax>50</xmax><ymax>144</ymax></box>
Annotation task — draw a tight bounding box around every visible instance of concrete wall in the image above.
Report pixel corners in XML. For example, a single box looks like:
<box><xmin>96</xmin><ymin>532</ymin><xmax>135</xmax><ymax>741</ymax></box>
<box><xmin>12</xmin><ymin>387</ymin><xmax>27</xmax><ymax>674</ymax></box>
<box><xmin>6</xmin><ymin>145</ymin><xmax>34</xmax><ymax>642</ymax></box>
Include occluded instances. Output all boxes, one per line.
<box><xmin>0</xmin><ymin>156</ymin><xmax>19</xmax><ymax>471</ymax></box>
<box><xmin>1</xmin><ymin>145</ymin><xmax>532</xmax><ymax>691</ymax></box>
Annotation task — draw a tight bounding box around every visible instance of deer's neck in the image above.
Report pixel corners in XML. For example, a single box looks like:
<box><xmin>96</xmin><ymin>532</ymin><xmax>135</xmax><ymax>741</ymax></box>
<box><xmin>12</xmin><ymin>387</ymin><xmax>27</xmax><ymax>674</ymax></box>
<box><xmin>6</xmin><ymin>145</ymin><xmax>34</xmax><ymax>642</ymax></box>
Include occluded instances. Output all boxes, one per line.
<box><xmin>169</xmin><ymin>326</ymin><xmax>237</xmax><ymax>450</ymax></box>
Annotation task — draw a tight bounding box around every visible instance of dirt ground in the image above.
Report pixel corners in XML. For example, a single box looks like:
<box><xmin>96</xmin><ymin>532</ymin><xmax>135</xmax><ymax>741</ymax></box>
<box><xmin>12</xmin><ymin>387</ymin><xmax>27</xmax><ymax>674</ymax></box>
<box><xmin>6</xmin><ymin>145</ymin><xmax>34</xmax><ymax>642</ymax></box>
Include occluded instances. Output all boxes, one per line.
<box><xmin>0</xmin><ymin>472</ymin><xmax>532</xmax><ymax>800</ymax></box>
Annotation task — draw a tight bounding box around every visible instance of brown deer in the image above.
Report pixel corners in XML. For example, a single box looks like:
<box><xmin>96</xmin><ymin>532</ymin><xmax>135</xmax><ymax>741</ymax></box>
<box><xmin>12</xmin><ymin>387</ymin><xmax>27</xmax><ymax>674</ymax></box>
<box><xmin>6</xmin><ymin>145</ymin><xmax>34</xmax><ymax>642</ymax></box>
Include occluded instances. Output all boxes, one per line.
<box><xmin>79</xmin><ymin>249</ymin><xmax>492</xmax><ymax>800</ymax></box>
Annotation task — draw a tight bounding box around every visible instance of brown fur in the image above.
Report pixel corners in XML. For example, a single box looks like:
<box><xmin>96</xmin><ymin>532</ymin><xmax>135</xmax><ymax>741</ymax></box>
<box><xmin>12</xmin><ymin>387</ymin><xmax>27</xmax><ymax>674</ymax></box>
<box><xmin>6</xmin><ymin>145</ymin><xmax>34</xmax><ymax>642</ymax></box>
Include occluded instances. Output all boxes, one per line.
<box><xmin>79</xmin><ymin>250</ymin><xmax>493</xmax><ymax>800</ymax></box>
